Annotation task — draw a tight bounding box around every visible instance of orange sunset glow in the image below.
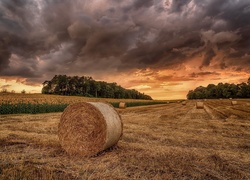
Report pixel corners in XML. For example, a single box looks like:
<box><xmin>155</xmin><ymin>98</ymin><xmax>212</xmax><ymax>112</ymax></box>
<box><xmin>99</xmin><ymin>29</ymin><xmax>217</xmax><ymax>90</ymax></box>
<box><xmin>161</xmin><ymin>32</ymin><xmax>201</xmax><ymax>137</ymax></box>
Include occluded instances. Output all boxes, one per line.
<box><xmin>1</xmin><ymin>0</ymin><xmax>250</xmax><ymax>99</ymax></box>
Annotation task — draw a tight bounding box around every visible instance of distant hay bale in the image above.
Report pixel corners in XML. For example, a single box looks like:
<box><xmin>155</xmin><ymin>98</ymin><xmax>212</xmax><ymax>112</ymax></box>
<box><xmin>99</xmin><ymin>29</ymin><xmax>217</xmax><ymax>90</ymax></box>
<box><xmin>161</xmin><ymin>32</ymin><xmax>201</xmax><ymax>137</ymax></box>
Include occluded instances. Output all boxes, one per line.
<box><xmin>58</xmin><ymin>102</ymin><xmax>123</xmax><ymax>157</ymax></box>
<box><xmin>229</xmin><ymin>98</ymin><xmax>232</xmax><ymax>100</ymax></box>
<box><xmin>231</xmin><ymin>101</ymin><xmax>237</xmax><ymax>105</ymax></box>
<box><xmin>182</xmin><ymin>101</ymin><xmax>186</xmax><ymax>105</ymax></box>
<box><xmin>196</xmin><ymin>102</ymin><xmax>204</xmax><ymax>109</ymax></box>
<box><xmin>119</xmin><ymin>102</ymin><xmax>126</xmax><ymax>109</ymax></box>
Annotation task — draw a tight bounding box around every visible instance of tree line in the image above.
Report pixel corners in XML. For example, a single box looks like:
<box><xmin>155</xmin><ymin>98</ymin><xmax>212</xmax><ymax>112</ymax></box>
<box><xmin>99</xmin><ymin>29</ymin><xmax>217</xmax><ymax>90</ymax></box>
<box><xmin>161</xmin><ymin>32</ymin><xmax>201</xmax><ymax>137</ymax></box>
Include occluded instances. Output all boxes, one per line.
<box><xmin>187</xmin><ymin>78</ymin><xmax>250</xmax><ymax>99</ymax></box>
<box><xmin>42</xmin><ymin>75</ymin><xmax>153</xmax><ymax>100</ymax></box>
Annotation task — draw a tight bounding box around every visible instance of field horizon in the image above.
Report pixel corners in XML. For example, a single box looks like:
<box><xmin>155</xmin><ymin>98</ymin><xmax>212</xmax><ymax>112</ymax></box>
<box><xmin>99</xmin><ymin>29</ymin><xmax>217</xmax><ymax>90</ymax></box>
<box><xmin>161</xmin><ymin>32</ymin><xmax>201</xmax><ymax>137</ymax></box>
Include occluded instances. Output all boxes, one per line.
<box><xmin>0</xmin><ymin>92</ymin><xmax>186</xmax><ymax>101</ymax></box>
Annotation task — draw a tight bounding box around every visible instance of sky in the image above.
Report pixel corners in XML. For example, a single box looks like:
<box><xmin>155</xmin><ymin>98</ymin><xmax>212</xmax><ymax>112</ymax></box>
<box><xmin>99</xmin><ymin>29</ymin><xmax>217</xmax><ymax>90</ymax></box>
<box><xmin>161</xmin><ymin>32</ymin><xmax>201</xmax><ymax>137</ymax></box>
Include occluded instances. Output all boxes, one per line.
<box><xmin>0</xmin><ymin>0</ymin><xmax>250</xmax><ymax>99</ymax></box>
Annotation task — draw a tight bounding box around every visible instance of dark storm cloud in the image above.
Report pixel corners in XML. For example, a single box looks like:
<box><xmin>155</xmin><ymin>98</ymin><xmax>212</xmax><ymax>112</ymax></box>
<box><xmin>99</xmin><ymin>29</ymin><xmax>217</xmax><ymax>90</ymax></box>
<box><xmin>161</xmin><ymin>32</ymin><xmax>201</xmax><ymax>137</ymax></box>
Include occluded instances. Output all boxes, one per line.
<box><xmin>189</xmin><ymin>71</ymin><xmax>220</xmax><ymax>78</ymax></box>
<box><xmin>0</xmin><ymin>0</ymin><xmax>37</xmax><ymax>30</ymax></box>
<box><xmin>170</xmin><ymin>0</ymin><xmax>192</xmax><ymax>13</ymax></box>
<box><xmin>2</xmin><ymin>65</ymin><xmax>39</xmax><ymax>78</ymax></box>
<box><xmin>0</xmin><ymin>0</ymin><xmax>250</xmax><ymax>84</ymax></box>
<box><xmin>195</xmin><ymin>0</ymin><xmax>250</xmax><ymax>29</ymax></box>
<box><xmin>228</xmin><ymin>27</ymin><xmax>250</xmax><ymax>57</ymax></box>
<box><xmin>132</xmin><ymin>0</ymin><xmax>154</xmax><ymax>10</ymax></box>
<box><xmin>200</xmin><ymin>48</ymin><xmax>216</xmax><ymax>69</ymax></box>
<box><xmin>0</xmin><ymin>39</ymin><xmax>11</xmax><ymax>71</ymax></box>
<box><xmin>154</xmin><ymin>74</ymin><xmax>192</xmax><ymax>82</ymax></box>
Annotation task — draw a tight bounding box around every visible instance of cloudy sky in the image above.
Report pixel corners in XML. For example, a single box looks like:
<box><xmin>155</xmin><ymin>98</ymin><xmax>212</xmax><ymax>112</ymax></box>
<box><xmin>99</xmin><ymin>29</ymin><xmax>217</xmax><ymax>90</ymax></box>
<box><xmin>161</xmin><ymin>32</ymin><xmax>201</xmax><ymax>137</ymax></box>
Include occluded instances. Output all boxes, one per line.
<box><xmin>0</xmin><ymin>0</ymin><xmax>250</xmax><ymax>99</ymax></box>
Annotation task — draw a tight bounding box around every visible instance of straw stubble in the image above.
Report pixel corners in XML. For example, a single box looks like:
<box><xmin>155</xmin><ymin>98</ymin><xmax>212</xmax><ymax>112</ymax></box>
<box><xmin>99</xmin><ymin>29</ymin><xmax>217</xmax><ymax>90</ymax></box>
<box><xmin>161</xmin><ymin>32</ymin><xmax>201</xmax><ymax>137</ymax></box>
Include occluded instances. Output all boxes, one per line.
<box><xmin>196</xmin><ymin>102</ymin><xmax>204</xmax><ymax>109</ymax></box>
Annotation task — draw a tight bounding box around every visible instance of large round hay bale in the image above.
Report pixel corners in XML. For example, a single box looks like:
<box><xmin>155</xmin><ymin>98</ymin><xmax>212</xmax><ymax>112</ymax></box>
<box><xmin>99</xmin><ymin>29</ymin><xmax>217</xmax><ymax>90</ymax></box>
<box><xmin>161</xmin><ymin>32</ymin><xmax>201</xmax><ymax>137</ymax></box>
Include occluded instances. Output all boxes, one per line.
<box><xmin>58</xmin><ymin>102</ymin><xmax>123</xmax><ymax>157</ymax></box>
<box><xmin>231</xmin><ymin>101</ymin><xmax>237</xmax><ymax>105</ymax></box>
<box><xmin>182</xmin><ymin>101</ymin><xmax>186</xmax><ymax>105</ymax></box>
<box><xmin>119</xmin><ymin>102</ymin><xmax>126</xmax><ymax>109</ymax></box>
<box><xmin>196</xmin><ymin>102</ymin><xmax>204</xmax><ymax>109</ymax></box>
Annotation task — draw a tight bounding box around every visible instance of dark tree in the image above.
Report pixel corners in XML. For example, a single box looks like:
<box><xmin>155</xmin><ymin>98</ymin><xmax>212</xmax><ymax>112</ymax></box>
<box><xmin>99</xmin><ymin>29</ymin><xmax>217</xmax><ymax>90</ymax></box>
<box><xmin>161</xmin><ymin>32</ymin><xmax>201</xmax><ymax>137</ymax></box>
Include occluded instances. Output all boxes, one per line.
<box><xmin>187</xmin><ymin>78</ymin><xmax>250</xmax><ymax>99</ymax></box>
<box><xmin>42</xmin><ymin>75</ymin><xmax>153</xmax><ymax>100</ymax></box>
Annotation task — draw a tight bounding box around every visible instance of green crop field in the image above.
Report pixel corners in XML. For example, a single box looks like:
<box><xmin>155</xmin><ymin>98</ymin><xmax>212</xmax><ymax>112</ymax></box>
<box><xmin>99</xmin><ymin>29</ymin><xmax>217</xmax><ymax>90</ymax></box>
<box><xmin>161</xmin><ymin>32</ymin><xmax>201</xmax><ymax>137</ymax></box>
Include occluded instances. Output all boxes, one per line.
<box><xmin>0</xmin><ymin>93</ymin><xmax>175</xmax><ymax>114</ymax></box>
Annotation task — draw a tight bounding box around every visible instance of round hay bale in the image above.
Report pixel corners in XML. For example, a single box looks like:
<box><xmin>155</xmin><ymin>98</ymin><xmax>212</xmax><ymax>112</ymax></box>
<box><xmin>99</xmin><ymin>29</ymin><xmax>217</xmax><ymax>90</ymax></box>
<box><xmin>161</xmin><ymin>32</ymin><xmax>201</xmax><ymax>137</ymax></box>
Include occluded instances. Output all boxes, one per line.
<box><xmin>231</xmin><ymin>101</ymin><xmax>237</xmax><ymax>105</ymax></box>
<box><xmin>182</xmin><ymin>101</ymin><xmax>186</xmax><ymax>105</ymax></box>
<box><xmin>119</xmin><ymin>102</ymin><xmax>126</xmax><ymax>109</ymax></box>
<box><xmin>58</xmin><ymin>102</ymin><xmax>123</xmax><ymax>157</ymax></box>
<box><xmin>196</xmin><ymin>102</ymin><xmax>204</xmax><ymax>109</ymax></box>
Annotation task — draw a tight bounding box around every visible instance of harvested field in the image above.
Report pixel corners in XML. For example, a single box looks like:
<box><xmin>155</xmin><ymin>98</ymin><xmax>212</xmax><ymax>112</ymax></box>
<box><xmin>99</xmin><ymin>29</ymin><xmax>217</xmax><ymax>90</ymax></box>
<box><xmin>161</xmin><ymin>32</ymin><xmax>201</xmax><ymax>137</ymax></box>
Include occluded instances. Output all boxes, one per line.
<box><xmin>0</xmin><ymin>100</ymin><xmax>250</xmax><ymax>179</ymax></box>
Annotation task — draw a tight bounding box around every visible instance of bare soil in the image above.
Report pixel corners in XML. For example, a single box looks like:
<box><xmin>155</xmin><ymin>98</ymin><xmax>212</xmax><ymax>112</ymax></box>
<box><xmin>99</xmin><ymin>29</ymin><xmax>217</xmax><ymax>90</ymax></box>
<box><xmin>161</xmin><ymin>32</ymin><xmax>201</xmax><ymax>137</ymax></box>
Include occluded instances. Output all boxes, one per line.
<box><xmin>1</xmin><ymin>100</ymin><xmax>250</xmax><ymax>179</ymax></box>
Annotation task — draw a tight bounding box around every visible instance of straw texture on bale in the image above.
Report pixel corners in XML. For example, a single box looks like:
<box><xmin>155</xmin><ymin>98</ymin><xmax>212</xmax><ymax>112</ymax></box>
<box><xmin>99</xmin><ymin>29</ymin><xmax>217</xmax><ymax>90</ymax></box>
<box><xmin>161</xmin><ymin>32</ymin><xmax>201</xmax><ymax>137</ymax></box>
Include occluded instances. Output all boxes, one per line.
<box><xmin>196</xmin><ymin>102</ymin><xmax>204</xmax><ymax>109</ymax></box>
<box><xmin>119</xmin><ymin>102</ymin><xmax>126</xmax><ymax>109</ymax></box>
<box><xmin>231</xmin><ymin>101</ymin><xmax>237</xmax><ymax>105</ymax></box>
<box><xmin>58</xmin><ymin>102</ymin><xmax>123</xmax><ymax>157</ymax></box>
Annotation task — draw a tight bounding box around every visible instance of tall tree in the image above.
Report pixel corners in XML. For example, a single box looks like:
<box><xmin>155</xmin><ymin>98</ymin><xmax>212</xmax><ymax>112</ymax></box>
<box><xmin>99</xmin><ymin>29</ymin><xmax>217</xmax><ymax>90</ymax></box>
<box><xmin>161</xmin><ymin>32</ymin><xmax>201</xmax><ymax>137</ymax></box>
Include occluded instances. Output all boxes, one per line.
<box><xmin>187</xmin><ymin>78</ymin><xmax>250</xmax><ymax>99</ymax></box>
<box><xmin>42</xmin><ymin>75</ymin><xmax>153</xmax><ymax>100</ymax></box>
